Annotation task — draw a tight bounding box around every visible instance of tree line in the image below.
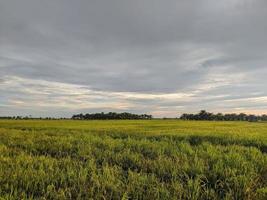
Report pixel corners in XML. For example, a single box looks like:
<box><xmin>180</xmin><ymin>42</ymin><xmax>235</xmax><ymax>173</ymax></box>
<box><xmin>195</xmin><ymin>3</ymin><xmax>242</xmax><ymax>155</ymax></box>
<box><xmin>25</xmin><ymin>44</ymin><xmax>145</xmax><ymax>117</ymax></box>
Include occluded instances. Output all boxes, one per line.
<box><xmin>71</xmin><ymin>112</ymin><xmax>153</xmax><ymax>120</ymax></box>
<box><xmin>1</xmin><ymin>110</ymin><xmax>266</xmax><ymax>121</ymax></box>
<box><xmin>180</xmin><ymin>110</ymin><xmax>267</xmax><ymax>122</ymax></box>
<box><xmin>0</xmin><ymin>116</ymin><xmax>68</xmax><ymax>120</ymax></box>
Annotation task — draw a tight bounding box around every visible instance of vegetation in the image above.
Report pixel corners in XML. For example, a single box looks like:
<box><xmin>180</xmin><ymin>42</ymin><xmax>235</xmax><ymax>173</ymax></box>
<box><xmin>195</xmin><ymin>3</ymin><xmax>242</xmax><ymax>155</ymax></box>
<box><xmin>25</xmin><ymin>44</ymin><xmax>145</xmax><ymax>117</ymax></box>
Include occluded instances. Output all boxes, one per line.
<box><xmin>180</xmin><ymin>110</ymin><xmax>267</xmax><ymax>122</ymax></box>
<box><xmin>0</xmin><ymin>116</ymin><xmax>68</xmax><ymax>120</ymax></box>
<box><xmin>2</xmin><ymin>110</ymin><xmax>266</xmax><ymax>122</ymax></box>
<box><xmin>72</xmin><ymin>112</ymin><xmax>152</xmax><ymax>120</ymax></box>
<box><xmin>0</xmin><ymin>120</ymin><xmax>267</xmax><ymax>200</ymax></box>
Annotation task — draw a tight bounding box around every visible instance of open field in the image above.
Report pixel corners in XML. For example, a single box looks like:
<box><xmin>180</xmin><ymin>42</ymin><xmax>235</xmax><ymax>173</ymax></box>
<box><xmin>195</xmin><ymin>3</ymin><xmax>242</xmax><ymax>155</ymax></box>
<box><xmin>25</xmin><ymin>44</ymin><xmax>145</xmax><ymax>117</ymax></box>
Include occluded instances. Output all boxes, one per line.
<box><xmin>0</xmin><ymin>120</ymin><xmax>267</xmax><ymax>200</ymax></box>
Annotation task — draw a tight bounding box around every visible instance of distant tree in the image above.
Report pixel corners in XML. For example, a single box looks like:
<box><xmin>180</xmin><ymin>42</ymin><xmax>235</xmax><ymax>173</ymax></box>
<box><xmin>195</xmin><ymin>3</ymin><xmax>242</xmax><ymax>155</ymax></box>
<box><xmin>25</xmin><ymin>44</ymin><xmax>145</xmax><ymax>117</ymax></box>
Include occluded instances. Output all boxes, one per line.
<box><xmin>180</xmin><ymin>110</ymin><xmax>267</xmax><ymax>122</ymax></box>
<box><xmin>71</xmin><ymin>112</ymin><xmax>152</xmax><ymax>120</ymax></box>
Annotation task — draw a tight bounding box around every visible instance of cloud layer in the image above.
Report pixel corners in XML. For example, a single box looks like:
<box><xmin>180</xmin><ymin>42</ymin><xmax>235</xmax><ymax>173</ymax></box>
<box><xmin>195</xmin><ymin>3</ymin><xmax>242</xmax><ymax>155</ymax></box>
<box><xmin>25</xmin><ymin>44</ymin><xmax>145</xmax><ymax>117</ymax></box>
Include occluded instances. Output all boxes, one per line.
<box><xmin>1</xmin><ymin>0</ymin><xmax>267</xmax><ymax>117</ymax></box>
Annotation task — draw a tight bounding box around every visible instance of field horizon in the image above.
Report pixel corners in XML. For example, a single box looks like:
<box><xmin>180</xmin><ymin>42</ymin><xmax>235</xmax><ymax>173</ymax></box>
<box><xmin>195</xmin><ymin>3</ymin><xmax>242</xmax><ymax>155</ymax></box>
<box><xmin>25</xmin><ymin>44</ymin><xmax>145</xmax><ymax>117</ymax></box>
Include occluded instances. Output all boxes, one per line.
<box><xmin>2</xmin><ymin>0</ymin><xmax>267</xmax><ymax>199</ymax></box>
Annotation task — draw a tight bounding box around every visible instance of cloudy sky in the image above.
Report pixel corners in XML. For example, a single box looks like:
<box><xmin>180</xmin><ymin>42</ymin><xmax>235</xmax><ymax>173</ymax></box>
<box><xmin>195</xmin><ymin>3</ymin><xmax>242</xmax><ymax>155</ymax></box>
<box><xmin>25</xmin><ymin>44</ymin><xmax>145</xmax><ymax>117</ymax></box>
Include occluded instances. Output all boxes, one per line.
<box><xmin>1</xmin><ymin>0</ymin><xmax>267</xmax><ymax>117</ymax></box>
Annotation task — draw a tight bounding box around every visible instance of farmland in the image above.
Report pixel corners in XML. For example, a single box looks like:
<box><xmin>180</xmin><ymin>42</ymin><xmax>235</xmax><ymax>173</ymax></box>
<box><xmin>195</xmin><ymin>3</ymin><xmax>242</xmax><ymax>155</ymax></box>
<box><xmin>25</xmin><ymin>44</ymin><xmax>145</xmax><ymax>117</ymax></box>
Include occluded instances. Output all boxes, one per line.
<box><xmin>0</xmin><ymin>120</ymin><xmax>267</xmax><ymax>200</ymax></box>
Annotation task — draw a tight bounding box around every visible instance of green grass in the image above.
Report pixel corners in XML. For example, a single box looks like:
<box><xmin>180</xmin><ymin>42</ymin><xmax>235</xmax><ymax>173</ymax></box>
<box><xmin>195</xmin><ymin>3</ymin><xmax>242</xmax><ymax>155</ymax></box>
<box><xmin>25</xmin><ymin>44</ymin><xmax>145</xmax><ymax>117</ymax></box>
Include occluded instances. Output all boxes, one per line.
<box><xmin>0</xmin><ymin>120</ymin><xmax>267</xmax><ymax>200</ymax></box>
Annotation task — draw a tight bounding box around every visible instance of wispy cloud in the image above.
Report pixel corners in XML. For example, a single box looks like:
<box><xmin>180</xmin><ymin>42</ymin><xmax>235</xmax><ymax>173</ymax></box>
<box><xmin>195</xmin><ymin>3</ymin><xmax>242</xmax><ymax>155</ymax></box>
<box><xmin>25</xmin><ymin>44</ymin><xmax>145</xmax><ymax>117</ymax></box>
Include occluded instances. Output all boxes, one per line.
<box><xmin>1</xmin><ymin>0</ymin><xmax>267</xmax><ymax>117</ymax></box>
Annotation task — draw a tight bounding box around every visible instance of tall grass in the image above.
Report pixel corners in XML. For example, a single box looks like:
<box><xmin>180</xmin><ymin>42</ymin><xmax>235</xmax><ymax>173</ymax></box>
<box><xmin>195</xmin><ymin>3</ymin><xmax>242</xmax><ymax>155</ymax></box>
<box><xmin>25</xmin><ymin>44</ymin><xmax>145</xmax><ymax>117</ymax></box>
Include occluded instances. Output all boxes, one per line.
<box><xmin>0</xmin><ymin>120</ymin><xmax>267</xmax><ymax>199</ymax></box>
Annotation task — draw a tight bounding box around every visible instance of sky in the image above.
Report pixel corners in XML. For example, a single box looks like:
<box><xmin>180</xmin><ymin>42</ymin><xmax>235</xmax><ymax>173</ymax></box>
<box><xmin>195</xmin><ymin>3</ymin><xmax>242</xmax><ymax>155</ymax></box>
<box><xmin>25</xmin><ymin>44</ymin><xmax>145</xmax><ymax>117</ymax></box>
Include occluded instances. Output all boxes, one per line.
<box><xmin>1</xmin><ymin>0</ymin><xmax>267</xmax><ymax>118</ymax></box>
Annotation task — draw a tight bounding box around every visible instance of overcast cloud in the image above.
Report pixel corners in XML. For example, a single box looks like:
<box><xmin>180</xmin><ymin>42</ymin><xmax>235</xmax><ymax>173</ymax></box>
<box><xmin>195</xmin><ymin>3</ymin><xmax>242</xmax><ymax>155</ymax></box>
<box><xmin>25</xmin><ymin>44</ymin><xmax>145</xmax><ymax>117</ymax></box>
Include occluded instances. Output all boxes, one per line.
<box><xmin>1</xmin><ymin>0</ymin><xmax>267</xmax><ymax>117</ymax></box>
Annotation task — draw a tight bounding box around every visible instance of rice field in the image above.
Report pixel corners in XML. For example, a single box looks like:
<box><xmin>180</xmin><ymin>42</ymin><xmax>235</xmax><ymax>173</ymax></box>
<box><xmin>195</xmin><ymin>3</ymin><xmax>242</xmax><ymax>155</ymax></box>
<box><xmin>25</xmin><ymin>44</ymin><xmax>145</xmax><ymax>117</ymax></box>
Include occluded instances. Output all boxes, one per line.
<box><xmin>0</xmin><ymin>120</ymin><xmax>267</xmax><ymax>200</ymax></box>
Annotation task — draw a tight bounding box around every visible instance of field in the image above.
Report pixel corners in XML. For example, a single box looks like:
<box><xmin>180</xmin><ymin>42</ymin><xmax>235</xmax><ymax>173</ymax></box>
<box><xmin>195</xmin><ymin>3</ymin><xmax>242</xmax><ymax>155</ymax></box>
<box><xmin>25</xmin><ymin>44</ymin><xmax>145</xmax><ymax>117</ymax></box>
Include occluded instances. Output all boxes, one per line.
<box><xmin>0</xmin><ymin>120</ymin><xmax>267</xmax><ymax>200</ymax></box>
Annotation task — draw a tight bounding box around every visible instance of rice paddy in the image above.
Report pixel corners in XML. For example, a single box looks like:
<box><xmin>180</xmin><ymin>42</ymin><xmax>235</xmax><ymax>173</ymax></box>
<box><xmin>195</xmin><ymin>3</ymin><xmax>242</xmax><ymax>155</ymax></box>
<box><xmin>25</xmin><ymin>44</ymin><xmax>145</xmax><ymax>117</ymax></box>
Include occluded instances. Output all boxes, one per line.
<box><xmin>0</xmin><ymin>120</ymin><xmax>267</xmax><ymax>199</ymax></box>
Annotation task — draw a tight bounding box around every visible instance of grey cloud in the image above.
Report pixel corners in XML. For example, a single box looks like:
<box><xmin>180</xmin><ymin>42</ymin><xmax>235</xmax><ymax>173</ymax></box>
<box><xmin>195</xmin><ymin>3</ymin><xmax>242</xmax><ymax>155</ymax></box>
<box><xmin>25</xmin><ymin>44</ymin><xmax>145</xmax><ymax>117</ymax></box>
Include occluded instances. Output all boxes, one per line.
<box><xmin>1</xmin><ymin>0</ymin><xmax>267</xmax><ymax>117</ymax></box>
